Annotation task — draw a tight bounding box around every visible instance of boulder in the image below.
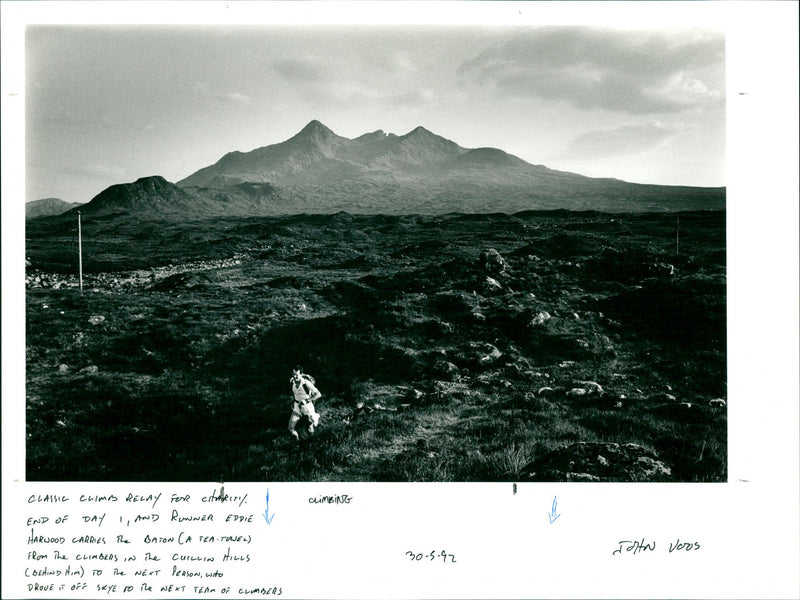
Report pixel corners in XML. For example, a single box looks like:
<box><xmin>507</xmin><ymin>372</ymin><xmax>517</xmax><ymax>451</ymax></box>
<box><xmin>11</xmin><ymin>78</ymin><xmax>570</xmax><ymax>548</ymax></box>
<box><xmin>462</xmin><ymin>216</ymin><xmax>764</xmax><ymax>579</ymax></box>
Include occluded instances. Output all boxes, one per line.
<box><xmin>79</xmin><ymin>365</ymin><xmax>99</xmax><ymax>374</ymax></box>
<box><xmin>483</xmin><ymin>276</ymin><xmax>502</xmax><ymax>291</ymax></box>
<box><xmin>431</xmin><ymin>360</ymin><xmax>460</xmax><ymax>380</ymax></box>
<box><xmin>459</xmin><ymin>341</ymin><xmax>503</xmax><ymax>369</ymax></box>
<box><xmin>529</xmin><ymin>311</ymin><xmax>551</xmax><ymax>326</ymax></box>
<box><xmin>709</xmin><ymin>398</ymin><xmax>726</xmax><ymax>407</ymax></box>
<box><xmin>574</xmin><ymin>380</ymin><xmax>604</xmax><ymax>395</ymax></box>
<box><xmin>478</xmin><ymin>248</ymin><xmax>509</xmax><ymax>275</ymax></box>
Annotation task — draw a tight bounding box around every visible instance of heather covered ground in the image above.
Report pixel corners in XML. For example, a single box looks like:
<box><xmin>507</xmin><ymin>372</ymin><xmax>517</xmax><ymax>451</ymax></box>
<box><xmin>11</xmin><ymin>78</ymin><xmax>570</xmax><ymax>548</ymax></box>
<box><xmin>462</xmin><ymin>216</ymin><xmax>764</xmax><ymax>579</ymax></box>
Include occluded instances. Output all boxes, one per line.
<box><xmin>25</xmin><ymin>210</ymin><xmax>726</xmax><ymax>482</ymax></box>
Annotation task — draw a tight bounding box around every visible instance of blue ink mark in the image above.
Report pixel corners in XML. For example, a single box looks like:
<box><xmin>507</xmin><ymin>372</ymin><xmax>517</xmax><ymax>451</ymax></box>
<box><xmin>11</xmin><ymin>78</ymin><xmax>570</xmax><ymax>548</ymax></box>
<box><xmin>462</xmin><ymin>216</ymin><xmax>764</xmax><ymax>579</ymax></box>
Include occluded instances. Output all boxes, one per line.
<box><xmin>548</xmin><ymin>496</ymin><xmax>560</xmax><ymax>524</ymax></box>
<box><xmin>263</xmin><ymin>489</ymin><xmax>275</xmax><ymax>525</ymax></box>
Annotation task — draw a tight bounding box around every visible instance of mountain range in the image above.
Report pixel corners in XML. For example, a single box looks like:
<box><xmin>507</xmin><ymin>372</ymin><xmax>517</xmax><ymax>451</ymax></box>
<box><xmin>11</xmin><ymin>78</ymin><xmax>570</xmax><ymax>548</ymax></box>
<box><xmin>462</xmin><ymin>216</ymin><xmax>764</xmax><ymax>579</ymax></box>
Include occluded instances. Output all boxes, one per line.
<box><xmin>49</xmin><ymin>120</ymin><xmax>726</xmax><ymax>217</ymax></box>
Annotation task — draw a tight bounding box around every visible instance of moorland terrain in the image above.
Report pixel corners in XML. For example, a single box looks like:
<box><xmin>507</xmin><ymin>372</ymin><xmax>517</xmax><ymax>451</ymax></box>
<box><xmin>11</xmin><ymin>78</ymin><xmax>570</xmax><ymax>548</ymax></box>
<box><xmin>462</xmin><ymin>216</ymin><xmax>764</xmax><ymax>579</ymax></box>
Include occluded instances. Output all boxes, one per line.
<box><xmin>25</xmin><ymin>209</ymin><xmax>726</xmax><ymax>482</ymax></box>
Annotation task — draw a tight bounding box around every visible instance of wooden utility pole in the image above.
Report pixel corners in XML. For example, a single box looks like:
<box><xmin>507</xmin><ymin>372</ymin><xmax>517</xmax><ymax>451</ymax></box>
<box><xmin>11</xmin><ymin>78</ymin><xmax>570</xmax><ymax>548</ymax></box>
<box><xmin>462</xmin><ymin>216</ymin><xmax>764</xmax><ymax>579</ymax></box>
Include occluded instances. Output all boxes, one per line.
<box><xmin>78</xmin><ymin>211</ymin><xmax>83</xmax><ymax>294</ymax></box>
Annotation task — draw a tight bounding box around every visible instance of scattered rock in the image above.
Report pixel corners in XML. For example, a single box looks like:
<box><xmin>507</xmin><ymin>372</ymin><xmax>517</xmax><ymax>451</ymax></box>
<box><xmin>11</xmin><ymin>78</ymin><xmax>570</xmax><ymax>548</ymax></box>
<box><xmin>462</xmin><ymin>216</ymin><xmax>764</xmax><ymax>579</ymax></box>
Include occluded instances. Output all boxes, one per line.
<box><xmin>636</xmin><ymin>456</ymin><xmax>672</xmax><ymax>478</ymax></box>
<box><xmin>559</xmin><ymin>361</ymin><xmax>576</xmax><ymax>368</ymax></box>
<box><xmin>537</xmin><ymin>386</ymin><xmax>556</xmax><ymax>396</ymax></box>
<box><xmin>566</xmin><ymin>472</ymin><xmax>601</xmax><ymax>482</ymax></box>
<box><xmin>649</xmin><ymin>392</ymin><xmax>677</xmax><ymax>402</ymax></box>
<box><xmin>522</xmin><ymin>442</ymin><xmax>673</xmax><ymax>482</ymax></box>
<box><xmin>574</xmin><ymin>380</ymin><xmax>604</xmax><ymax>395</ymax></box>
<box><xmin>404</xmin><ymin>388</ymin><xmax>424</xmax><ymax>401</ymax></box>
<box><xmin>57</xmin><ymin>364</ymin><xmax>69</xmax><ymax>373</ymax></box>
<box><xmin>79</xmin><ymin>365</ymin><xmax>99</xmax><ymax>374</ymax></box>
<box><xmin>429</xmin><ymin>380</ymin><xmax>472</xmax><ymax>401</ymax></box>
<box><xmin>709</xmin><ymin>398</ymin><xmax>726</xmax><ymax>407</ymax></box>
<box><xmin>461</xmin><ymin>341</ymin><xmax>502</xmax><ymax>368</ymax></box>
<box><xmin>483</xmin><ymin>276</ymin><xmax>502</xmax><ymax>291</ymax></box>
<box><xmin>88</xmin><ymin>315</ymin><xmax>105</xmax><ymax>325</ymax></box>
<box><xmin>431</xmin><ymin>360</ymin><xmax>460</xmax><ymax>380</ymax></box>
<box><xmin>529</xmin><ymin>311</ymin><xmax>551</xmax><ymax>326</ymax></box>
<box><xmin>651</xmin><ymin>262</ymin><xmax>675</xmax><ymax>277</ymax></box>
<box><xmin>566</xmin><ymin>388</ymin><xmax>586</xmax><ymax>397</ymax></box>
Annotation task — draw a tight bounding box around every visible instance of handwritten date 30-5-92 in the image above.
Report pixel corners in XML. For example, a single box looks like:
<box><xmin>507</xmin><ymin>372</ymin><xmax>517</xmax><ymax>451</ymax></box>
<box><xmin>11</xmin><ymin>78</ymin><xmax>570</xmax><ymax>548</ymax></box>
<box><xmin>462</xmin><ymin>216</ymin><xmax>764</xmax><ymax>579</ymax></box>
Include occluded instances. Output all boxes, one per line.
<box><xmin>406</xmin><ymin>550</ymin><xmax>456</xmax><ymax>563</ymax></box>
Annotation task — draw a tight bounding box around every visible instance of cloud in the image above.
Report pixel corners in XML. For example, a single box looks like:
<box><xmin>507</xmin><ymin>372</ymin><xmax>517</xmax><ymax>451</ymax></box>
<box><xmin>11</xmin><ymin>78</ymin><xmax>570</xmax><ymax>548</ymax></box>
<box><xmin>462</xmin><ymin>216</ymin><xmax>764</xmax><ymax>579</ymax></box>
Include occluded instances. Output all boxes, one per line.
<box><xmin>193</xmin><ymin>83</ymin><xmax>253</xmax><ymax>105</ymax></box>
<box><xmin>272</xmin><ymin>57</ymin><xmax>328</xmax><ymax>83</ymax></box>
<box><xmin>54</xmin><ymin>163</ymin><xmax>127</xmax><ymax>180</ymax></box>
<box><xmin>560</xmin><ymin>122</ymin><xmax>678</xmax><ymax>160</ymax></box>
<box><xmin>381</xmin><ymin>88</ymin><xmax>438</xmax><ymax>108</ymax></box>
<box><xmin>221</xmin><ymin>92</ymin><xmax>253</xmax><ymax>105</ymax></box>
<box><xmin>458</xmin><ymin>28</ymin><xmax>724</xmax><ymax>114</ymax></box>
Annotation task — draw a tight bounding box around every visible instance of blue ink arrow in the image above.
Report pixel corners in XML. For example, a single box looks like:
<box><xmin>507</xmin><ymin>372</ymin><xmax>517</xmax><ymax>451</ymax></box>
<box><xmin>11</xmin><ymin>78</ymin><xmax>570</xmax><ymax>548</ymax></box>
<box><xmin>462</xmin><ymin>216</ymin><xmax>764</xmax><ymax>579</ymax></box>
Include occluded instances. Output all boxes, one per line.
<box><xmin>548</xmin><ymin>496</ymin><xmax>561</xmax><ymax>524</ymax></box>
<box><xmin>263</xmin><ymin>490</ymin><xmax>275</xmax><ymax>525</ymax></box>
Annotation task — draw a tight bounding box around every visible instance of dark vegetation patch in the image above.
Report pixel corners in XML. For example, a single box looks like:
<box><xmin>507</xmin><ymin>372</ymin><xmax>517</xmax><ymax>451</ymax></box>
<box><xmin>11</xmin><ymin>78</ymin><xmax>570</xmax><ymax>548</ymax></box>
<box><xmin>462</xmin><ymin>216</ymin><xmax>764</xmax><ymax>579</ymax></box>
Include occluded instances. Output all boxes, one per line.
<box><xmin>26</xmin><ymin>210</ymin><xmax>726</xmax><ymax>481</ymax></box>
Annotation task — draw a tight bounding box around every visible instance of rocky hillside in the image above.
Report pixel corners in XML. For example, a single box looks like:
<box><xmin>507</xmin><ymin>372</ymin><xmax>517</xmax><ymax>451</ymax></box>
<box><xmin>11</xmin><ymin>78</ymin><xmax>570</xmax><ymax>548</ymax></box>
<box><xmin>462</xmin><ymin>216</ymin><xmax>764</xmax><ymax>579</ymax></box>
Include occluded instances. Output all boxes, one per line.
<box><xmin>175</xmin><ymin>120</ymin><xmax>725</xmax><ymax>215</ymax></box>
<box><xmin>73</xmin><ymin>176</ymin><xmax>289</xmax><ymax>217</ymax></box>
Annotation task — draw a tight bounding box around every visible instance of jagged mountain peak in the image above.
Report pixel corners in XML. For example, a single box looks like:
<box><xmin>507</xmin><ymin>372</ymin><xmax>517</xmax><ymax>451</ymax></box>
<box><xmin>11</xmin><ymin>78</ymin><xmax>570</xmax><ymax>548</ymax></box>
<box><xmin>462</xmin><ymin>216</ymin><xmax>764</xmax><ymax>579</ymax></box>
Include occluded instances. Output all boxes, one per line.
<box><xmin>400</xmin><ymin>125</ymin><xmax>443</xmax><ymax>141</ymax></box>
<box><xmin>302</xmin><ymin>119</ymin><xmax>329</xmax><ymax>131</ymax></box>
<box><xmin>294</xmin><ymin>119</ymin><xmax>338</xmax><ymax>140</ymax></box>
<box><xmin>406</xmin><ymin>125</ymin><xmax>432</xmax><ymax>135</ymax></box>
<box><xmin>353</xmin><ymin>129</ymin><xmax>388</xmax><ymax>144</ymax></box>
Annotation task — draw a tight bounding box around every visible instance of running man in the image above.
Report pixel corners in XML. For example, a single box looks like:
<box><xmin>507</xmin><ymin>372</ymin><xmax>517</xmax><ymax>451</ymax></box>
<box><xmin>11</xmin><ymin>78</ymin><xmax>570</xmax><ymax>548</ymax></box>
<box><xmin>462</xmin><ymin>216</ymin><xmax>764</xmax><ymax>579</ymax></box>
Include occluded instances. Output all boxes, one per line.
<box><xmin>288</xmin><ymin>365</ymin><xmax>321</xmax><ymax>441</ymax></box>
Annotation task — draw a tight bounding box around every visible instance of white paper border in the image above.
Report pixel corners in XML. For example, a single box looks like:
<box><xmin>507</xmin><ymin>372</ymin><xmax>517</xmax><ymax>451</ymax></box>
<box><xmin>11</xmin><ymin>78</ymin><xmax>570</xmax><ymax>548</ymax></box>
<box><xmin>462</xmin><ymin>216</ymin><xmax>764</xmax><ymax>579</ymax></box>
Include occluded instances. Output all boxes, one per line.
<box><xmin>3</xmin><ymin>2</ymin><xmax>799</xmax><ymax>599</ymax></box>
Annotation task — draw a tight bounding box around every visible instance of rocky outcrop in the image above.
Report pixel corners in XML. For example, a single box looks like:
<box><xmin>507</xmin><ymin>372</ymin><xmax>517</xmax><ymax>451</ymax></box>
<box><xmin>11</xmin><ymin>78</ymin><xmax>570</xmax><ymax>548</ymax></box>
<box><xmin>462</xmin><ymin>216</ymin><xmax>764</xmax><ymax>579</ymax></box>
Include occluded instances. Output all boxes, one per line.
<box><xmin>522</xmin><ymin>442</ymin><xmax>673</xmax><ymax>482</ymax></box>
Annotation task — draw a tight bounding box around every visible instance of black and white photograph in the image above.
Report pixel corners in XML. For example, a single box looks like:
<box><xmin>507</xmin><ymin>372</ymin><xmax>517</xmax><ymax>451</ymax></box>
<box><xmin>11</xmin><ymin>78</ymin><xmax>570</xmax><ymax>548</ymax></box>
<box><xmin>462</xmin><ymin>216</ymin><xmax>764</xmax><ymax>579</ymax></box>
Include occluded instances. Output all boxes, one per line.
<box><xmin>3</xmin><ymin>2</ymin><xmax>799</xmax><ymax>599</ymax></box>
<box><xmin>23</xmin><ymin>21</ymin><xmax>728</xmax><ymax>483</ymax></box>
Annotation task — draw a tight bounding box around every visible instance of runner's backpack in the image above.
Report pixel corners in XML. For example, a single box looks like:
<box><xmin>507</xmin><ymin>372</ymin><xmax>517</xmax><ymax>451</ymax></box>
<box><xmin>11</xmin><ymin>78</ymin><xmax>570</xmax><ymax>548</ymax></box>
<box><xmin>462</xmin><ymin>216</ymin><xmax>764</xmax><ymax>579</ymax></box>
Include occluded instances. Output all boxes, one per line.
<box><xmin>301</xmin><ymin>374</ymin><xmax>318</xmax><ymax>396</ymax></box>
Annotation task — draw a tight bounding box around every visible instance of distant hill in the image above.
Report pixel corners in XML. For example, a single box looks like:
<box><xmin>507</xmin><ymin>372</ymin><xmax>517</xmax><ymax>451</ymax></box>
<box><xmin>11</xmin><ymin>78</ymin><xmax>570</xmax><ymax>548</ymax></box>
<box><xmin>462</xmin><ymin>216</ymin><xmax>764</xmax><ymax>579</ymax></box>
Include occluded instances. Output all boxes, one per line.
<box><xmin>26</xmin><ymin>198</ymin><xmax>82</xmax><ymax>219</ymax></box>
<box><xmin>75</xmin><ymin>176</ymin><xmax>288</xmax><ymax>217</ymax></box>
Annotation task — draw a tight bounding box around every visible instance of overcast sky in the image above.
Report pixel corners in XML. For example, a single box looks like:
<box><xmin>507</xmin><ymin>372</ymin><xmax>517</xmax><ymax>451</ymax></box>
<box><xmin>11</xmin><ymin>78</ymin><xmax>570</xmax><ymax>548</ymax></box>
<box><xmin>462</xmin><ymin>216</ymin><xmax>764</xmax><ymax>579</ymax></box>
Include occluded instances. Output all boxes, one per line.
<box><xmin>26</xmin><ymin>25</ymin><xmax>725</xmax><ymax>204</ymax></box>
